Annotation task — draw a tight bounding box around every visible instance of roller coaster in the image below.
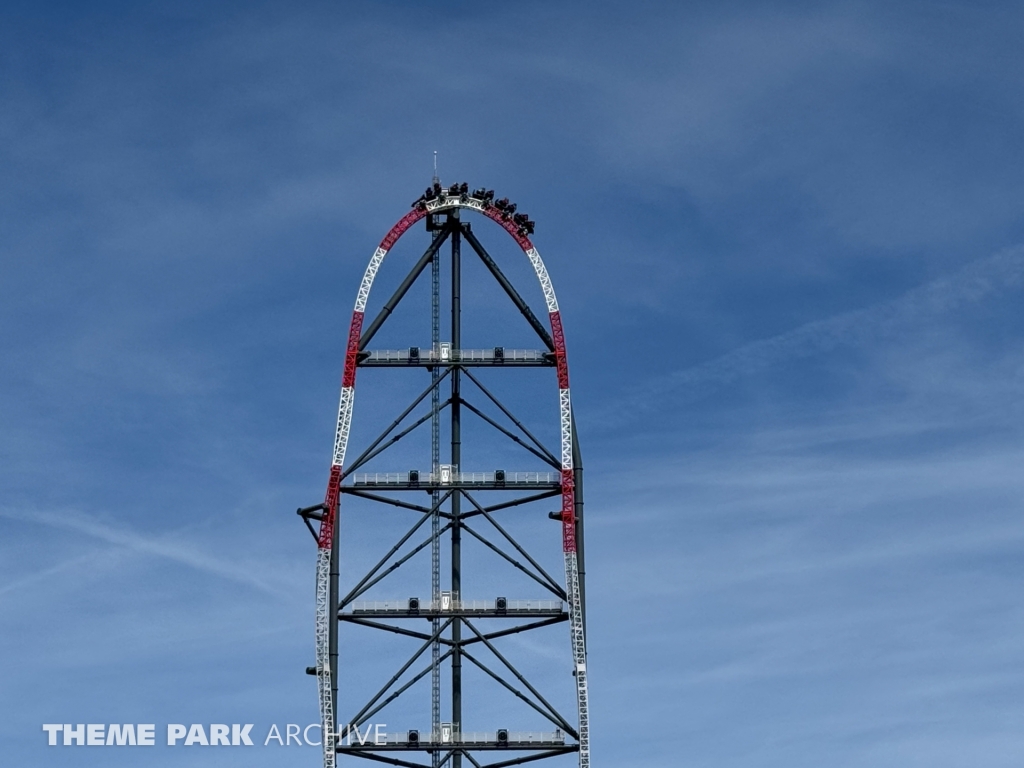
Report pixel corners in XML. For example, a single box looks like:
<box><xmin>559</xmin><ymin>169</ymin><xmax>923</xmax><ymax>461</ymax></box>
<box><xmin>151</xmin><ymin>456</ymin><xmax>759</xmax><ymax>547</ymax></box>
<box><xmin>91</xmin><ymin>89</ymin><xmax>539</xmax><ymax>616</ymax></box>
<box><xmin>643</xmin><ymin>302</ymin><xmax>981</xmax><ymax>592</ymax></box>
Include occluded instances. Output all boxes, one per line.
<box><xmin>297</xmin><ymin>182</ymin><xmax>591</xmax><ymax>768</ymax></box>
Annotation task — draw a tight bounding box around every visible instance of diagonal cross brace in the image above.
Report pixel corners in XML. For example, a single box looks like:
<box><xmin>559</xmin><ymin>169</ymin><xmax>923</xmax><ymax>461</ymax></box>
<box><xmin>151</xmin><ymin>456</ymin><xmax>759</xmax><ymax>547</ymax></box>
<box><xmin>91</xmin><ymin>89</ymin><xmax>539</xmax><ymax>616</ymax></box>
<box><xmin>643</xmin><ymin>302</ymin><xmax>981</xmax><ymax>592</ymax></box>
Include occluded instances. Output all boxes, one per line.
<box><xmin>460</xmin><ymin>225</ymin><xmax>554</xmax><ymax>352</ymax></box>
<box><xmin>360</xmin><ymin>227</ymin><xmax>451</xmax><ymax>350</ymax></box>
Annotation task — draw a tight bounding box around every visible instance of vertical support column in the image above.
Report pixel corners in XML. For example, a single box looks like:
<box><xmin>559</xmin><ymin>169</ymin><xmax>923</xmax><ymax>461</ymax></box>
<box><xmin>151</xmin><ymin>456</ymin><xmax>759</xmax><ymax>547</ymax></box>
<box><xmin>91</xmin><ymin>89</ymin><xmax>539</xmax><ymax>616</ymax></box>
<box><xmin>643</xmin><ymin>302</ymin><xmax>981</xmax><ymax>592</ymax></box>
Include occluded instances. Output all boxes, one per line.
<box><xmin>430</xmin><ymin>214</ymin><xmax>442</xmax><ymax>767</ymax></box>
<box><xmin>571</xmin><ymin>411</ymin><xmax>586</xmax><ymax>643</ymax></box>
<box><xmin>430</xmin><ymin>214</ymin><xmax>442</xmax><ymax>765</ymax></box>
<box><xmin>449</xmin><ymin>209</ymin><xmax>462</xmax><ymax>768</ymax></box>
<box><xmin>329</xmin><ymin>506</ymin><xmax>340</xmax><ymax>740</ymax></box>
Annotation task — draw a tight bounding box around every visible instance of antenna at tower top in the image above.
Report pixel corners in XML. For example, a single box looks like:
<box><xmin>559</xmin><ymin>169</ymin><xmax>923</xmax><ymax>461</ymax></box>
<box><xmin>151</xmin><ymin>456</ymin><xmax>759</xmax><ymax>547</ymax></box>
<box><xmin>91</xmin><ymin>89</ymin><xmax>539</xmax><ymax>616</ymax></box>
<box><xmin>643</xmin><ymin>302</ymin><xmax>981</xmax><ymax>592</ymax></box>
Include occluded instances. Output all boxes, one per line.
<box><xmin>432</xmin><ymin>150</ymin><xmax>439</xmax><ymax>186</ymax></box>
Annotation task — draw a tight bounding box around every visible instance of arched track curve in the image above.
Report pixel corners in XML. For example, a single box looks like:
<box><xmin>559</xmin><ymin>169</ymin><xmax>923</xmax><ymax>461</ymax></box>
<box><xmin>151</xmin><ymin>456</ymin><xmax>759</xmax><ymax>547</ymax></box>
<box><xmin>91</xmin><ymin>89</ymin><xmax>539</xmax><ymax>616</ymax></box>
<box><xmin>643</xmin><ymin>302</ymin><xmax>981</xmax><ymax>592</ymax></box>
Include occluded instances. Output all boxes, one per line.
<box><xmin>314</xmin><ymin>192</ymin><xmax>590</xmax><ymax>768</ymax></box>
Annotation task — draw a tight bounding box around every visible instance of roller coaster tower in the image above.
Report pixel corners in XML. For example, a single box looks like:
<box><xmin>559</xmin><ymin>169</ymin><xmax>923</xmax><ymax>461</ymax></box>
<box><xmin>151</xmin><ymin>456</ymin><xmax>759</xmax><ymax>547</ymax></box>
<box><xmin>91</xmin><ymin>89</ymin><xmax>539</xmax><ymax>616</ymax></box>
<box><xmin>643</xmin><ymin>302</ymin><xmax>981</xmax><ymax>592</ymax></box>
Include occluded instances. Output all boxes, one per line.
<box><xmin>297</xmin><ymin>182</ymin><xmax>590</xmax><ymax>768</ymax></box>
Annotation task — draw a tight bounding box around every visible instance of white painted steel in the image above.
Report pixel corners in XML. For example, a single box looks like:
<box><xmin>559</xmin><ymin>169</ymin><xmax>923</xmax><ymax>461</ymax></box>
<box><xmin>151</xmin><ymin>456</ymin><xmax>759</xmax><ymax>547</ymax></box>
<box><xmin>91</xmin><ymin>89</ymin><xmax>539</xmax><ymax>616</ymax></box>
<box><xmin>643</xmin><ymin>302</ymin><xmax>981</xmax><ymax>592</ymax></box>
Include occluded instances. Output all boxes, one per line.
<box><xmin>332</xmin><ymin>387</ymin><xmax>356</xmax><ymax>467</ymax></box>
<box><xmin>315</xmin><ymin>546</ymin><xmax>336</xmax><ymax>768</ymax></box>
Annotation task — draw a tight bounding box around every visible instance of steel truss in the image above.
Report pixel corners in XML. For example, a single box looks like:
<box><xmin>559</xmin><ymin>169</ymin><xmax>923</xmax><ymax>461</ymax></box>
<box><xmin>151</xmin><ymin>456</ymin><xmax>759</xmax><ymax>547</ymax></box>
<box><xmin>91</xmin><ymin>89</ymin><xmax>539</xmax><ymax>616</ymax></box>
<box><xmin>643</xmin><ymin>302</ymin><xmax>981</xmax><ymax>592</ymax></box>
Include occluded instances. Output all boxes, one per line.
<box><xmin>299</xmin><ymin>183</ymin><xmax>590</xmax><ymax>768</ymax></box>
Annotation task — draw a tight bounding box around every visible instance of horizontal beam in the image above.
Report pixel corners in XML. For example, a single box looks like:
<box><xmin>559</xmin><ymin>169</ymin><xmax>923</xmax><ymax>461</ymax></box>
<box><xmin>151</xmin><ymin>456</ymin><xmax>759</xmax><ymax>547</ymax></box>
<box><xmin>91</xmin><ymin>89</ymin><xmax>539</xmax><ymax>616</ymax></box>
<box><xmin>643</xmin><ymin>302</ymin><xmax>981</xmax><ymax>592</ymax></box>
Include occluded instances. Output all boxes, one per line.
<box><xmin>344</xmin><ymin>608</ymin><xmax>565</xmax><ymax>619</ymax></box>
<box><xmin>348</xmin><ymin>481</ymin><xmax>560</xmax><ymax>492</ymax></box>
<box><xmin>358</xmin><ymin>350</ymin><xmax>554</xmax><ymax>368</ymax></box>
<box><xmin>337</xmin><ymin>743</ymin><xmax>576</xmax><ymax>753</ymax></box>
<box><xmin>360</xmin><ymin>358</ymin><xmax>554</xmax><ymax>368</ymax></box>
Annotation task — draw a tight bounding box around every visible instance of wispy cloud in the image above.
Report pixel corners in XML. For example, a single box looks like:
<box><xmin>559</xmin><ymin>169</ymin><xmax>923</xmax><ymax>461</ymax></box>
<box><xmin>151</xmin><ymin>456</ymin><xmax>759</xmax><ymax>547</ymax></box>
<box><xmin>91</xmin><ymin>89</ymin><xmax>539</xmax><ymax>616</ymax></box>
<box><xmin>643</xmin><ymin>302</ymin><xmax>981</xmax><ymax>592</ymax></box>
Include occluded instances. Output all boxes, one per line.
<box><xmin>603</xmin><ymin>246</ymin><xmax>1024</xmax><ymax>426</ymax></box>
<box><xmin>0</xmin><ymin>506</ymin><xmax>290</xmax><ymax>599</ymax></box>
<box><xmin>0</xmin><ymin>553</ymin><xmax>101</xmax><ymax>599</ymax></box>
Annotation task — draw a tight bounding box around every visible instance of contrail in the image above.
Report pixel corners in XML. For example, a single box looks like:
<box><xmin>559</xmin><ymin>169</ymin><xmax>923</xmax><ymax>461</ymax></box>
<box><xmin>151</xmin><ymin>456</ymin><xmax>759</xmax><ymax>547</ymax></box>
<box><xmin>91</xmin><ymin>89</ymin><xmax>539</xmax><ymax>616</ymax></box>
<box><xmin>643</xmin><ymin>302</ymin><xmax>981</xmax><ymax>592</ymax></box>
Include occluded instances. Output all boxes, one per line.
<box><xmin>0</xmin><ymin>554</ymin><xmax>97</xmax><ymax>598</ymax></box>
<box><xmin>0</xmin><ymin>506</ymin><xmax>290</xmax><ymax>599</ymax></box>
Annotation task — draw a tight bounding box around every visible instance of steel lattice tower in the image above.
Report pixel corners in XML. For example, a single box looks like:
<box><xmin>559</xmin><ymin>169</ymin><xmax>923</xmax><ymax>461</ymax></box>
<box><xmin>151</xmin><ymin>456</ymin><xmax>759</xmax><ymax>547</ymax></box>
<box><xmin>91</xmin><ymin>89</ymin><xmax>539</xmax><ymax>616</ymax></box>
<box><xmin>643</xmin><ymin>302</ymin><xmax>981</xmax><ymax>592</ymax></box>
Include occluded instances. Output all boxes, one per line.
<box><xmin>298</xmin><ymin>183</ymin><xmax>590</xmax><ymax>768</ymax></box>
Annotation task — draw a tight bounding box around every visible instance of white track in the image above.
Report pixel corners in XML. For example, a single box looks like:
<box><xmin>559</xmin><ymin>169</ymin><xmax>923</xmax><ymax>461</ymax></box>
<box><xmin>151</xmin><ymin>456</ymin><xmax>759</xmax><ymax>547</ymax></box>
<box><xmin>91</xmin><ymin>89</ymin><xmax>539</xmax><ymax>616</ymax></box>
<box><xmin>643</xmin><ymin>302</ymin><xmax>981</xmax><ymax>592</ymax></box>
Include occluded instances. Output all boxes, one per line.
<box><xmin>315</xmin><ymin>194</ymin><xmax>589</xmax><ymax>768</ymax></box>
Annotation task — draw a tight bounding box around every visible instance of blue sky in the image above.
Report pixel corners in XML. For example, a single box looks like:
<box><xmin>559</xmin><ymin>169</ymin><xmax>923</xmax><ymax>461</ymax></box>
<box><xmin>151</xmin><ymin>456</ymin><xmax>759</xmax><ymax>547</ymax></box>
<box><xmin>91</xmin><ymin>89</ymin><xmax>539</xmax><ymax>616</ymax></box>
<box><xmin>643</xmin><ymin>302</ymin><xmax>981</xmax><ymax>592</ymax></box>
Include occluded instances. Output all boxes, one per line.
<box><xmin>3</xmin><ymin>1</ymin><xmax>1024</xmax><ymax>766</ymax></box>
